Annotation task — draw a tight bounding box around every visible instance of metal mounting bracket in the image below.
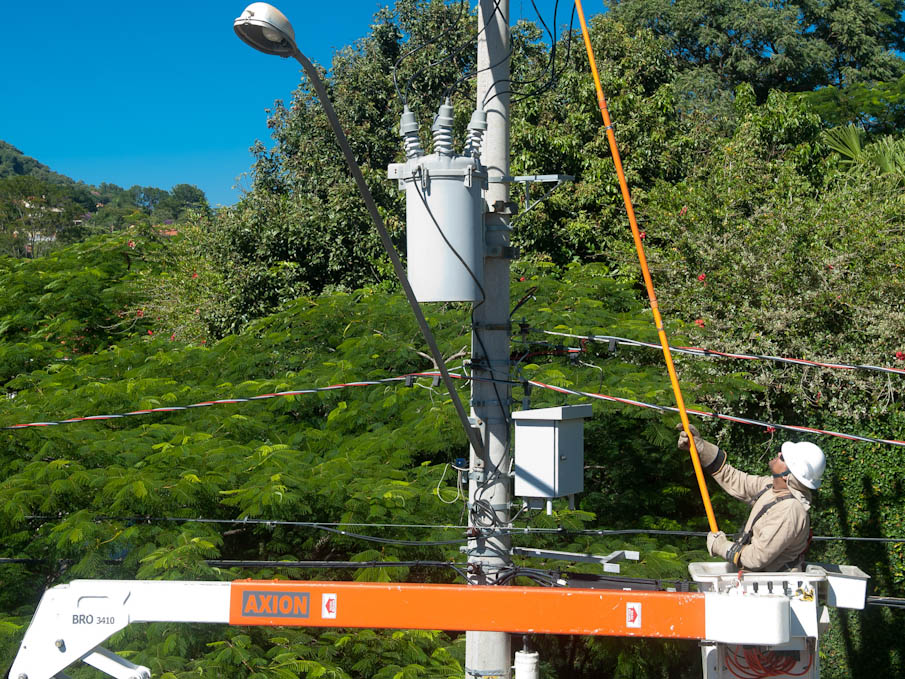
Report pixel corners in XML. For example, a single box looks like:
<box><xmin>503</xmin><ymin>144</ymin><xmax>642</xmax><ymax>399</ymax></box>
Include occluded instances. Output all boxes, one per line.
<box><xmin>511</xmin><ymin>546</ymin><xmax>640</xmax><ymax>574</ymax></box>
<box><xmin>510</xmin><ymin>174</ymin><xmax>574</xmax><ymax>217</ymax></box>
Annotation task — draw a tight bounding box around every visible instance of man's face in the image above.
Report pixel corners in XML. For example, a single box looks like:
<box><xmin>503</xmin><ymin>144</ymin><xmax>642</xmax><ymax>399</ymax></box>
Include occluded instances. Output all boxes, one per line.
<box><xmin>769</xmin><ymin>452</ymin><xmax>789</xmax><ymax>476</ymax></box>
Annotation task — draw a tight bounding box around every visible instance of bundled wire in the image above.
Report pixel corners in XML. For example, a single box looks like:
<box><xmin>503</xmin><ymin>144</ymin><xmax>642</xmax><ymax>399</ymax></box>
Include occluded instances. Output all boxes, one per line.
<box><xmin>867</xmin><ymin>595</ymin><xmax>905</xmax><ymax>608</ymax></box>
<box><xmin>724</xmin><ymin>644</ymin><xmax>813</xmax><ymax>678</ymax></box>
<box><xmin>481</xmin><ymin>0</ymin><xmax>578</xmax><ymax>108</ymax></box>
<box><xmin>492</xmin><ymin>564</ymin><xmax>562</xmax><ymax>586</ymax></box>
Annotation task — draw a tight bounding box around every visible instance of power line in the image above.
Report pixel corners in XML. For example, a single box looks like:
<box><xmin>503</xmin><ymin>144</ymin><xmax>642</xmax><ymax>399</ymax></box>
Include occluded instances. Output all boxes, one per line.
<box><xmin>6</xmin><ymin>367</ymin><xmax>904</xmax><ymax>448</ymax></box>
<box><xmin>527</xmin><ymin>379</ymin><xmax>905</xmax><ymax>448</ymax></box>
<box><xmin>19</xmin><ymin>515</ymin><xmax>905</xmax><ymax>544</ymax></box>
<box><xmin>3</xmin><ymin>556</ymin><xmax>903</xmax><ymax>603</ymax></box>
<box><xmin>0</xmin><ymin>373</ymin><xmax>469</xmax><ymax>430</ymax></box>
<box><xmin>539</xmin><ymin>329</ymin><xmax>905</xmax><ymax>377</ymax></box>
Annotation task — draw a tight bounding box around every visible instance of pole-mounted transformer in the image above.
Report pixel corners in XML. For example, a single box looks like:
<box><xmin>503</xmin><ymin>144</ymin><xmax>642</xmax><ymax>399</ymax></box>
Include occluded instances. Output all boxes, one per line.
<box><xmin>388</xmin><ymin>100</ymin><xmax>488</xmax><ymax>303</ymax></box>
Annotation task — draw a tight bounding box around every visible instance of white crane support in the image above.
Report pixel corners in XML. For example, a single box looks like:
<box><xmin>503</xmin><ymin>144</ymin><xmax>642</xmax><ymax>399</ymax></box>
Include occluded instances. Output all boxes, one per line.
<box><xmin>9</xmin><ymin>562</ymin><xmax>868</xmax><ymax>679</ymax></box>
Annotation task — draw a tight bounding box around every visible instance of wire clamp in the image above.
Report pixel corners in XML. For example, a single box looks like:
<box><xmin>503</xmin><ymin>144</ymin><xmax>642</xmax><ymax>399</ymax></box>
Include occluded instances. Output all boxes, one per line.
<box><xmin>466</xmin><ymin>668</ymin><xmax>508</xmax><ymax>678</ymax></box>
<box><xmin>472</xmin><ymin>321</ymin><xmax>512</xmax><ymax>332</ymax></box>
<box><xmin>470</xmin><ymin>398</ymin><xmax>513</xmax><ymax>408</ymax></box>
<box><xmin>487</xmin><ymin>199</ymin><xmax>518</xmax><ymax>215</ymax></box>
<box><xmin>485</xmin><ymin>244</ymin><xmax>520</xmax><ymax>259</ymax></box>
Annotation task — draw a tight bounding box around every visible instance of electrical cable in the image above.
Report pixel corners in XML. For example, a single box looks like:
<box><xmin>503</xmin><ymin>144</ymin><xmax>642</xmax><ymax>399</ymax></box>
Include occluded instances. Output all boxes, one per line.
<box><xmin>206</xmin><ymin>559</ymin><xmax>469</xmax><ymax>572</ymax></box>
<box><xmin>6</xmin><ymin>367</ymin><xmax>904</xmax><ymax>449</ymax></box>
<box><xmin>393</xmin><ymin>0</ymin><xmax>474</xmax><ymax>106</ymax></box>
<box><xmin>436</xmin><ymin>462</ymin><xmax>465</xmax><ymax>504</ymax></box>
<box><xmin>526</xmin><ymin>378</ymin><xmax>905</xmax><ymax>448</ymax></box>
<box><xmin>5</xmin><ymin>555</ymin><xmax>905</xmax><ymax>603</ymax></box>
<box><xmin>539</xmin><ymin>329</ymin><xmax>905</xmax><ymax>377</ymax></box>
<box><xmin>482</xmin><ymin>2</ymin><xmax>577</xmax><ymax>108</ymax></box>
<box><xmin>466</xmin><ymin>0</ymin><xmax>553</xmax><ymax>101</ymax></box>
<box><xmin>402</xmin><ymin>0</ymin><xmax>477</xmax><ymax>105</ymax></box>
<box><xmin>867</xmin><ymin>596</ymin><xmax>905</xmax><ymax>608</ymax></box>
<box><xmin>18</xmin><ymin>515</ymin><xmax>905</xmax><ymax>543</ymax></box>
<box><xmin>511</xmin><ymin>1</ymin><xmax>577</xmax><ymax>104</ymax></box>
<box><xmin>0</xmin><ymin>371</ymin><xmax>483</xmax><ymax>431</ymax></box>
<box><xmin>20</xmin><ymin>514</ymin><xmax>466</xmax><ymax>547</ymax></box>
<box><xmin>510</xmin><ymin>286</ymin><xmax>538</xmax><ymax>317</ymax></box>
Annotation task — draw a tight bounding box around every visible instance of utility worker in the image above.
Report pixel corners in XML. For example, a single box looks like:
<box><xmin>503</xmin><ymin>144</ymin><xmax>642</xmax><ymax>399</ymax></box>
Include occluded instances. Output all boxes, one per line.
<box><xmin>677</xmin><ymin>425</ymin><xmax>826</xmax><ymax>572</ymax></box>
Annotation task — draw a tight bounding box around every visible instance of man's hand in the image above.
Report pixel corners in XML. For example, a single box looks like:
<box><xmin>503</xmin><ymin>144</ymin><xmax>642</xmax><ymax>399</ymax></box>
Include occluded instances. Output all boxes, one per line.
<box><xmin>707</xmin><ymin>531</ymin><xmax>729</xmax><ymax>558</ymax></box>
<box><xmin>676</xmin><ymin>423</ymin><xmax>725</xmax><ymax>473</ymax></box>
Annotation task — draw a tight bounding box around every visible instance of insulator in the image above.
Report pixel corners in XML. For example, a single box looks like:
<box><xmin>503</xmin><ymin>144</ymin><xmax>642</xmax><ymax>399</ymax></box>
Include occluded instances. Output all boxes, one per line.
<box><xmin>465</xmin><ymin>108</ymin><xmax>487</xmax><ymax>158</ymax></box>
<box><xmin>404</xmin><ymin>133</ymin><xmax>424</xmax><ymax>160</ymax></box>
<box><xmin>399</xmin><ymin>106</ymin><xmax>423</xmax><ymax>160</ymax></box>
<box><xmin>431</xmin><ymin>99</ymin><xmax>455</xmax><ymax>155</ymax></box>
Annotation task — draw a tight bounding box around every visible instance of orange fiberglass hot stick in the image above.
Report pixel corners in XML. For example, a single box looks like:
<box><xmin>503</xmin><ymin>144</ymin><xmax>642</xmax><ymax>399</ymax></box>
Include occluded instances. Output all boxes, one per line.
<box><xmin>573</xmin><ymin>0</ymin><xmax>718</xmax><ymax>533</ymax></box>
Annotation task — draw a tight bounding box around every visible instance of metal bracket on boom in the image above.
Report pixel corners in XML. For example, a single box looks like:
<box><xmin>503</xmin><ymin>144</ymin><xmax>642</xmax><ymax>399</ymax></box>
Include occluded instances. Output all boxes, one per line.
<box><xmin>511</xmin><ymin>546</ymin><xmax>640</xmax><ymax>574</ymax></box>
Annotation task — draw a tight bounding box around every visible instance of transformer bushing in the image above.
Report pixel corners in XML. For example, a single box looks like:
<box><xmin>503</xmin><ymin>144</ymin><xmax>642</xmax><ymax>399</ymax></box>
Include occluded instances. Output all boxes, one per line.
<box><xmin>388</xmin><ymin>100</ymin><xmax>487</xmax><ymax>303</ymax></box>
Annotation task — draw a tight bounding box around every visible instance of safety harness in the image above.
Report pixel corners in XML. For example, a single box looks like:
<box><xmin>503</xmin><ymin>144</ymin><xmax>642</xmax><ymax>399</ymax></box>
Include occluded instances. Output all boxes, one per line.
<box><xmin>725</xmin><ymin>486</ymin><xmax>810</xmax><ymax>571</ymax></box>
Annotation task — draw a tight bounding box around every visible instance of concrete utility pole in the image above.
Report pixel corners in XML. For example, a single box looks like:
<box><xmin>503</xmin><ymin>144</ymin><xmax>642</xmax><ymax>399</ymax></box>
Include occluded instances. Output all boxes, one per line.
<box><xmin>467</xmin><ymin>0</ymin><xmax>513</xmax><ymax>677</ymax></box>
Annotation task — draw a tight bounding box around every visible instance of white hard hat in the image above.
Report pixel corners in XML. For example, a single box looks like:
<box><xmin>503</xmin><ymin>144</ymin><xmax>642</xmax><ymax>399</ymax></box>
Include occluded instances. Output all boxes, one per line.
<box><xmin>781</xmin><ymin>441</ymin><xmax>826</xmax><ymax>489</ymax></box>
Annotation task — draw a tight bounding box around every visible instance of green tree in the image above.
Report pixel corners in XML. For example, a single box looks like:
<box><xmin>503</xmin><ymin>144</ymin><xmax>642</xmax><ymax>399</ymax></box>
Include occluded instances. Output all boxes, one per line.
<box><xmin>800</xmin><ymin>76</ymin><xmax>905</xmax><ymax>133</ymax></box>
<box><xmin>606</xmin><ymin>0</ymin><xmax>905</xmax><ymax>100</ymax></box>
<box><xmin>0</xmin><ymin>141</ymin><xmax>74</xmax><ymax>184</ymax></box>
<box><xmin>0</xmin><ymin>176</ymin><xmax>86</xmax><ymax>257</ymax></box>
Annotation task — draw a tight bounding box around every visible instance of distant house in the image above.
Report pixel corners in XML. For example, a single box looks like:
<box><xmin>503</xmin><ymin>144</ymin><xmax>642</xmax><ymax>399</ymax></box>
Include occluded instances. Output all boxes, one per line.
<box><xmin>155</xmin><ymin>225</ymin><xmax>179</xmax><ymax>237</ymax></box>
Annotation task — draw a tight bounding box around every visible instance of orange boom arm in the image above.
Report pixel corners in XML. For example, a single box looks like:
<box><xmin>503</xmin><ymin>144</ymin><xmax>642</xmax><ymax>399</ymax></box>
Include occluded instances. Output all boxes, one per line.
<box><xmin>229</xmin><ymin>580</ymin><xmax>705</xmax><ymax>638</ymax></box>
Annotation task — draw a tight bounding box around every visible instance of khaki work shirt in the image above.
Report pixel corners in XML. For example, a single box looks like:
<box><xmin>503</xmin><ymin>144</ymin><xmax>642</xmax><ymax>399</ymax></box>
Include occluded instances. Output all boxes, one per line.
<box><xmin>713</xmin><ymin>462</ymin><xmax>812</xmax><ymax>572</ymax></box>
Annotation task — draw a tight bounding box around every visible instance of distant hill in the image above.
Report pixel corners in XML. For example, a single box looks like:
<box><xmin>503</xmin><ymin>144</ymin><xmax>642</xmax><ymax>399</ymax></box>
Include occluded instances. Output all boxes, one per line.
<box><xmin>0</xmin><ymin>140</ymin><xmax>74</xmax><ymax>184</ymax></box>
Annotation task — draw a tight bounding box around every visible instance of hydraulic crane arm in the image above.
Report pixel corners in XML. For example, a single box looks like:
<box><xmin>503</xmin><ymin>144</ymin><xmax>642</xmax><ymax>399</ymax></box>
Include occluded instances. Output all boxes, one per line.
<box><xmin>10</xmin><ymin>578</ymin><xmax>787</xmax><ymax>679</ymax></box>
<box><xmin>10</xmin><ymin>579</ymin><xmax>790</xmax><ymax>679</ymax></box>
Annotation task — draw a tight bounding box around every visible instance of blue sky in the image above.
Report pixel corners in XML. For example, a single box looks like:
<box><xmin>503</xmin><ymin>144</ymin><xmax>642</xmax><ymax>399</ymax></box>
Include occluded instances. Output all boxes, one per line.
<box><xmin>3</xmin><ymin>2</ymin><xmax>576</xmax><ymax>207</ymax></box>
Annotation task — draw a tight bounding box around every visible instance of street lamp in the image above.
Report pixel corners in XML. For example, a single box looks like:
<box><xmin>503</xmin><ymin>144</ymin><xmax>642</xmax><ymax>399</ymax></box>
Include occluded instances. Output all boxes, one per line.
<box><xmin>233</xmin><ymin>3</ymin><xmax>484</xmax><ymax>458</ymax></box>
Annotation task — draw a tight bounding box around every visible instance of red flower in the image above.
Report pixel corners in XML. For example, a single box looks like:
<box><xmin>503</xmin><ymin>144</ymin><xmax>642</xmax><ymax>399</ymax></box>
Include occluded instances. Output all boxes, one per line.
<box><xmin>519</xmin><ymin>277</ymin><xmax>526</xmax><ymax>282</ymax></box>
<box><xmin>694</xmin><ymin>318</ymin><xmax>705</xmax><ymax>328</ymax></box>
<box><xmin>170</xmin><ymin>333</ymin><xmax>176</xmax><ymax>341</ymax></box>
<box><xmin>895</xmin><ymin>351</ymin><xmax>905</xmax><ymax>361</ymax></box>
<box><xmin>827</xmin><ymin>264</ymin><xmax>834</xmax><ymax>270</ymax></box>
<box><xmin>147</xmin><ymin>329</ymin><xmax>154</xmax><ymax>336</ymax></box>
<box><xmin>697</xmin><ymin>273</ymin><xmax>706</xmax><ymax>282</ymax></box>
<box><xmin>136</xmin><ymin>309</ymin><xmax>144</xmax><ymax>318</ymax></box>
<box><xmin>766</xmin><ymin>426</ymin><xmax>776</xmax><ymax>433</ymax></box>
<box><xmin>192</xmin><ymin>272</ymin><xmax>198</xmax><ymax>279</ymax></box>
<box><xmin>639</xmin><ymin>231</ymin><xmax>646</xmax><ymax>239</ymax></box>
<box><xmin>200</xmin><ymin>339</ymin><xmax>206</xmax><ymax>345</ymax></box>
<box><xmin>128</xmin><ymin>240</ymin><xmax>135</xmax><ymax>249</ymax></box>
<box><xmin>679</xmin><ymin>206</ymin><xmax>688</xmax><ymax>216</ymax></box>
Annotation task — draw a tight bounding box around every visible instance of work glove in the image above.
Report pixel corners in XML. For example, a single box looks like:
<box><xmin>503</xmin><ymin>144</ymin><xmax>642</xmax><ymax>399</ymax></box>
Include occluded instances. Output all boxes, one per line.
<box><xmin>676</xmin><ymin>423</ymin><xmax>725</xmax><ymax>474</ymax></box>
<box><xmin>707</xmin><ymin>531</ymin><xmax>731</xmax><ymax>559</ymax></box>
